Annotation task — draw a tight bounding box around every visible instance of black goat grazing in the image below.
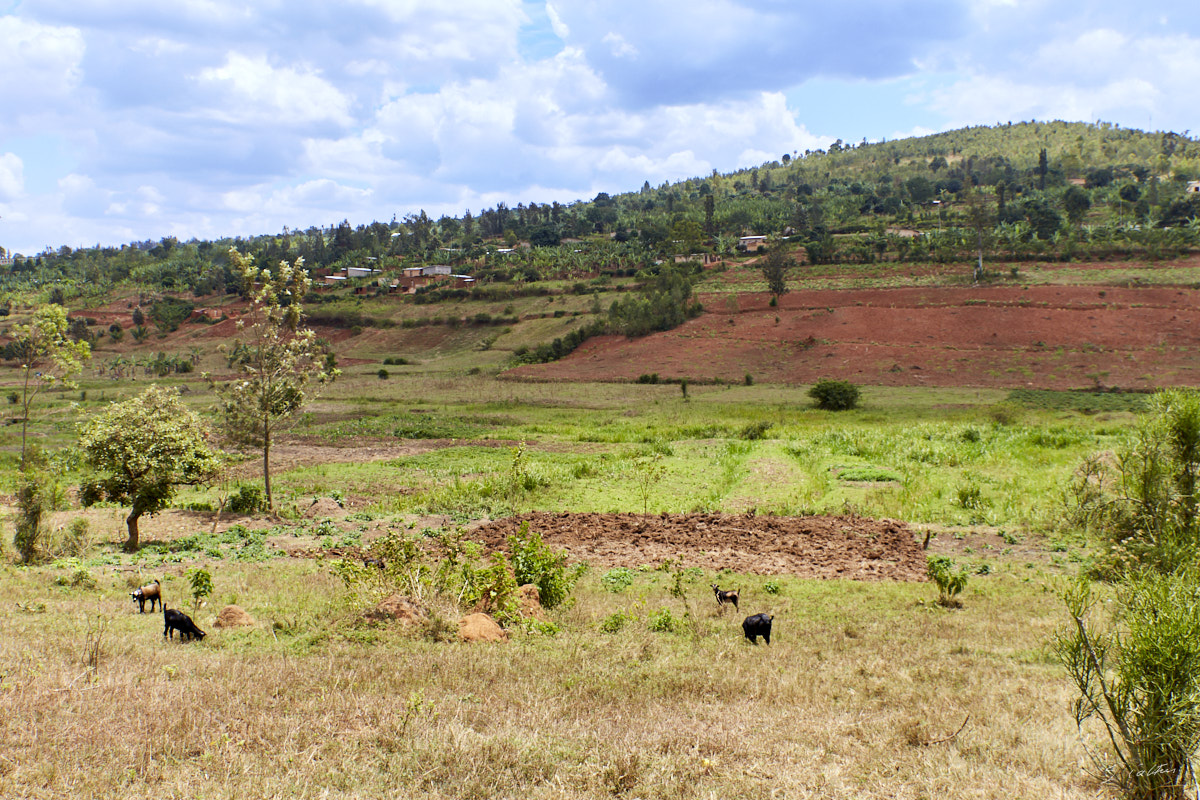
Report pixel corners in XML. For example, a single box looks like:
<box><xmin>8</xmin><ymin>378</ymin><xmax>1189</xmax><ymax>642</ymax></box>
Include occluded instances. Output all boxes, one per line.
<box><xmin>163</xmin><ymin>608</ymin><xmax>206</xmax><ymax>641</ymax></box>
<box><xmin>712</xmin><ymin>584</ymin><xmax>739</xmax><ymax>611</ymax></box>
<box><xmin>131</xmin><ymin>579</ymin><xmax>162</xmax><ymax>613</ymax></box>
<box><xmin>742</xmin><ymin>613</ymin><xmax>773</xmax><ymax>645</ymax></box>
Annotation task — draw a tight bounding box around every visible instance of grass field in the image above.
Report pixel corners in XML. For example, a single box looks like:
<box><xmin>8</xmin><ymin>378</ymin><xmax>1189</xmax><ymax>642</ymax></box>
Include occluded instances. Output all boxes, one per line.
<box><xmin>0</xmin><ymin>556</ymin><xmax>1098</xmax><ymax>799</ymax></box>
<box><xmin>0</xmin><ymin>368</ymin><xmax>1132</xmax><ymax>798</ymax></box>
<box><xmin>0</xmin><ymin>254</ymin><xmax>1174</xmax><ymax>798</ymax></box>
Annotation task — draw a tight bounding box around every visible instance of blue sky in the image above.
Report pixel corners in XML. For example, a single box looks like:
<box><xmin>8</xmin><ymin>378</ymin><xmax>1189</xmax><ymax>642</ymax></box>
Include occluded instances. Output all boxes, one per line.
<box><xmin>0</xmin><ymin>0</ymin><xmax>1197</xmax><ymax>255</ymax></box>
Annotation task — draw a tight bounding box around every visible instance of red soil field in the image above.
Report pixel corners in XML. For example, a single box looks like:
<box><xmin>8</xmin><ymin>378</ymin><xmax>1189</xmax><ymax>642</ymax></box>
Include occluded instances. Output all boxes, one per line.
<box><xmin>509</xmin><ymin>277</ymin><xmax>1200</xmax><ymax>390</ymax></box>
<box><xmin>473</xmin><ymin>511</ymin><xmax>927</xmax><ymax>581</ymax></box>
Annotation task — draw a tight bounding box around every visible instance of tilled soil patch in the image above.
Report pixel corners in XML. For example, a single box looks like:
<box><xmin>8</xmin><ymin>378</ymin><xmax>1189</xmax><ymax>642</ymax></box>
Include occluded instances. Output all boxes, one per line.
<box><xmin>472</xmin><ymin>512</ymin><xmax>927</xmax><ymax>581</ymax></box>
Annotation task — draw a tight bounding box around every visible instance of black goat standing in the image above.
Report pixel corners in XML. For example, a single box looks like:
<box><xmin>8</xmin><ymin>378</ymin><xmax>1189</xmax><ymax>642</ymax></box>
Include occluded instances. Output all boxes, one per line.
<box><xmin>163</xmin><ymin>608</ymin><xmax>206</xmax><ymax>641</ymax></box>
<box><xmin>742</xmin><ymin>613</ymin><xmax>773</xmax><ymax>645</ymax></box>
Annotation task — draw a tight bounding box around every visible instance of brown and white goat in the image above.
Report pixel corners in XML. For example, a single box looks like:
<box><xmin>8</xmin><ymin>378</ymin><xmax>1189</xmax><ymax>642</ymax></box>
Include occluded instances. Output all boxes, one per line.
<box><xmin>131</xmin><ymin>579</ymin><xmax>161</xmax><ymax>613</ymax></box>
<box><xmin>712</xmin><ymin>584</ymin><xmax>739</xmax><ymax>611</ymax></box>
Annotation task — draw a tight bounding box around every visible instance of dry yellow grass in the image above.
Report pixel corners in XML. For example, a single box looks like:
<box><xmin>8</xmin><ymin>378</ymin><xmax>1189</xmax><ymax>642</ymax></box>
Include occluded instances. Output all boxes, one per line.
<box><xmin>0</xmin><ymin>558</ymin><xmax>1102</xmax><ymax>799</ymax></box>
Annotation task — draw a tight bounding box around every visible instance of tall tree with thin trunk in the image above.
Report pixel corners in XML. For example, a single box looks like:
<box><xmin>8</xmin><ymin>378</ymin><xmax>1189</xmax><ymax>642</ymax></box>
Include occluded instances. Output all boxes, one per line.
<box><xmin>206</xmin><ymin>249</ymin><xmax>337</xmax><ymax>511</ymax></box>
<box><xmin>11</xmin><ymin>304</ymin><xmax>91</xmax><ymax>468</ymax></box>
<box><xmin>965</xmin><ymin>188</ymin><xmax>994</xmax><ymax>284</ymax></box>
<box><xmin>760</xmin><ymin>242</ymin><xmax>794</xmax><ymax>301</ymax></box>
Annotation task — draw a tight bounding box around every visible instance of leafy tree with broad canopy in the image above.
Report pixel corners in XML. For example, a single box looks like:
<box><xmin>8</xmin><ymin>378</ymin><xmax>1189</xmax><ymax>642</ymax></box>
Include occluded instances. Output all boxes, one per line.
<box><xmin>80</xmin><ymin>385</ymin><xmax>220</xmax><ymax>552</ymax></box>
<box><xmin>10</xmin><ymin>304</ymin><xmax>91</xmax><ymax>467</ymax></box>
<box><xmin>207</xmin><ymin>249</ymin><xmax>337</xmax><ymax>511</ymax></box>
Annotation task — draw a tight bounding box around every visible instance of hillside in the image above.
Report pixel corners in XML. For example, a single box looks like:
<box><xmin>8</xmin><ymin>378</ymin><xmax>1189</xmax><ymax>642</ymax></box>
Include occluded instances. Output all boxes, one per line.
<box><xmin>1</xmin><ymin>120</ymin><xmax>1199</xmax><ymax>394</ymax></box>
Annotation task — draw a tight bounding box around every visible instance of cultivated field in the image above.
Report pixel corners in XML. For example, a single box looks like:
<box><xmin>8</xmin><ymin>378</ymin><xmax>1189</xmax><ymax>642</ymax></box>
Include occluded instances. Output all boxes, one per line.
<box><xmin>0</xmin><ymin>255</ymin><xmax>1185</xmax><ymax>798</ymax></box>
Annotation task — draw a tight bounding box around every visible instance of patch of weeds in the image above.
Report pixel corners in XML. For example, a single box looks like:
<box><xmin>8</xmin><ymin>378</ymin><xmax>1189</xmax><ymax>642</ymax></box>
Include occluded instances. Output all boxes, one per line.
<box><xmin>601</xmin><ymin>567</ymin><xmax>635</xmax><ymax>593</ymax></box>
<box><xmin>839</xmin><ymin>465</ymin><xmax>902</xmax><ymax>482</ymax></box>
<box><xmin>600</xmin><ymin>610</ymin><xmax>634</xmax><ymax>633</ymax></box>
<box><xmin>956</xmin><ymin>484</ymin><xmax>987</xmax><ymax>510</ymax></box>
<box><xmin>53</xmin><ymin>559</ymin><xmax>96</xmax><ymax>589</ymax></box>
<box><xmin>763</xmin><ymin>579</ymin><xmax>781</xmax><ymax>595</ymax></box>
<box><xmin>739</xmin><ymin>420</ymin><xmax>773</xmax><ymax>441</ymax></box>
<box><xmin>647</xmin><ymin>608</ymin><xmax>681</xmax><ymax>633</ymax></box>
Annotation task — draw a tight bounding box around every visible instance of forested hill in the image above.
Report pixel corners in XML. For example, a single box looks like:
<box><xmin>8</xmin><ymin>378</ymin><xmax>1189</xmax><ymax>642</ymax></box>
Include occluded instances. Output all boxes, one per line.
<box><xmin>3</xmin><ymin>120</ymin><xmax>1200</xmax><ymax>303</ymax></box>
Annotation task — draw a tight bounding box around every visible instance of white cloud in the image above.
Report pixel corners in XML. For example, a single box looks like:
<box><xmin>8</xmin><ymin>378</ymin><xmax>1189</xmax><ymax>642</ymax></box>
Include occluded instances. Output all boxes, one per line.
<box><xmin>0</xmin><ymin>154</ymin><xmax>25</xmax><ymax>200</ymax></box>
<box><xmin>0</xmin><ymin>16</ymin><xmax>85</xmax><ymax>111</ymax></box>
<box><xmin>545</xmin><ymin>2</ymin><xmax>570</xmax><ymax>39</ymax></box>
<box><xmin>601</xmin><ymin>32</ymin><xmax>637</xmax><ymax>59</ymax></box>
<box><xmin>198</xmin><ymin>54</ymin><xmax>353</xmax><ymax>127</ymax></box>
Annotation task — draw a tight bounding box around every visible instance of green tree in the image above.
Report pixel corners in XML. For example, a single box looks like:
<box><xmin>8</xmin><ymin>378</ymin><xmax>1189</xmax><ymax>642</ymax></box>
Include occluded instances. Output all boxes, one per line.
<box><xmin>79</xmin><ymin>386</ymin><xmax>220</xmax><ymax>552</ymax></box>
<box><xmin>207</xmin><ymin>249</ymin><xmax>337</xmax><ymax>511</ymax></box>
<box><xmin>760</xmin><ymin>243</ymin><xmax>793</xmax><ymax>300</ymax></box>
<box><xmin>906</xmin><ymin>176</ymin><xmax>935</xmax><ymax>205</ymax></box>
<box><xmin>964</xmin><ymin>188</ymin><xmax>994</xmax><ymax>282</ymax></box>
<box><xmin>1063</xmin><ymin>185</ymin><xmax>1093</xmax><ymax>226</ymax></box>
<box><xmin>10</xmin><ymin>304</ymin><xmax>91</xmax><ymax>467</ymax></box>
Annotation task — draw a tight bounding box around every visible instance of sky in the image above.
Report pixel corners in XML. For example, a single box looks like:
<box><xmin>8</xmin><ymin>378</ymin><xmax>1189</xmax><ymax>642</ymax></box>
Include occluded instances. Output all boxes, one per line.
<box><xmin>0</xmin><ymin>0</ymin><xmax>1197</xmax><ymax>255</ymax></box>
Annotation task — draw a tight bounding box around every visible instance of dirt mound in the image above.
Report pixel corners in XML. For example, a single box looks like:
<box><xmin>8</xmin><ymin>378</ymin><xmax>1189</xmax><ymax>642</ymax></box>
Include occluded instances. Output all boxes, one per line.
<box><xmin>213</xmin><ymin>605</ymin><xmax>255</xmax><ymax>628</ymax></box>
<box><xmin>459</xmin><ymin>613</ymin><xmax>507</xmax><ymax>643</ymax></box>
<box><xmin>304</xmin><ymin>497</ymin><xmax>344</xmax><ymax>518</ymax></box>
<box><xmin>517</xmin><ymin>584</ymin><xmax>544</xmax><ymax>620</ymax></box>
<box><xmin>472</xmin><ymin>512</ymin><xmax>926</xmax><ymax>581</ymax></box>
<box><xmin>363</xmin><ymin>595</ymin><xmax>429</xmax><ymax>626</ymax></box>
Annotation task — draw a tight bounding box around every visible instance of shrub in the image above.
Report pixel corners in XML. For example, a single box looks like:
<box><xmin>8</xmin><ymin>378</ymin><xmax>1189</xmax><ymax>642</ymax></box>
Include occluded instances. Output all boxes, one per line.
<box><xmin>1085</xmin><ymin>389</ymin><xmax>1200</xmax><ymax>576</ymax></box>
<box><xmin>740</xmin><ymin>420</ymin><xmax>773</xmax><ymax>441</ymax></box>
<box><xmin>927</xmin><ymin>555</ymin><xmax>969</xmax><ymax>607</ymax></box>
<box><xmin>763</xmin><ymin>580</ymin><xmax>781</xmax><ymax>595</ymax></box>
<box><xmin>809</xmin><ymin>379</ymin><xmax>861</xmax><ymax>411</ymax></box>
<box><xmin>13</xmin><ymin>475</ymin><xmax>46</xmax><ymax>564</ymax></box>
<box><xmin>377</xmin><ymin>368</ymin><xmax>389</xmax><ymax>380</ymax></box>
<box><xmin>55</xmin><ymin>518</ymin><xmax>91</xmax><ymax>558</ymax></box>
<box><xmin>1056</xmin><ymin>569</ymin><xmax>1200</xmax><ymax>799</ymax></box>
<box><xmin>507</xmin><ymin>522</ymin><xmax>582</xmax><ymax>609</ymax></box>
<box><xmin>465</xmin><ymin>552</ymin><xmax>521</xmax><ymax>626</ymax></box>
<box><xmin>226</xmin><ymin>484</ymin><xmax>266</xmax><ymax>515</ymax></box>
<box><xmin>600</xmin><ymin>609</ymin><xmax>633</xmax><ymax>633</ymax></box>
<box><xmin>648</xmin><ymin>608</ymin><xmax>681</xmax><ymax>633</ymax></box>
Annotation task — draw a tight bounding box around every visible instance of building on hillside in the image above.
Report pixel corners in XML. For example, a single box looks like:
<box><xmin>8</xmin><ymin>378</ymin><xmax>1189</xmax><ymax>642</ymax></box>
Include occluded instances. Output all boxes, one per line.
<box><xmin>738</xmin><ymin>235</ymin><xmax>768</xmax><ymax>251</ymax></box>
<box><xmin>1187</xmin><ymin>181</ymin><xmax>1200</xmax><ymax>194</ymax></box>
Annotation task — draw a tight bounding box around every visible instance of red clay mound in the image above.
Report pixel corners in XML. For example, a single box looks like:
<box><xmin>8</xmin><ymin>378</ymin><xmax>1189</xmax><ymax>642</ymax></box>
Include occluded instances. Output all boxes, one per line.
<box><xmin>472</xmin><ymin>512</ymin><xmax>926</xmax><ymax>581</ymax></box>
